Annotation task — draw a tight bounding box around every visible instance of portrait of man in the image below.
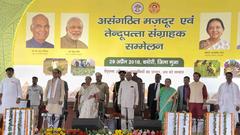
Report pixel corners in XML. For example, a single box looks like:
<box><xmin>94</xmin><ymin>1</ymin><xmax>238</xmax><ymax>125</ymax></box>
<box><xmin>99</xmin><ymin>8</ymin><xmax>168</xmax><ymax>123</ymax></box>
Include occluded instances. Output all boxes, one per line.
<box><xmin>61</xmin><ymin>17</ymin><xmax>87</xmax><ymax>48</ymax></box>
<box><xmin>26</xmin><ymin>14</ymin><xmax>54</xmax><ymax>48</ymax></box>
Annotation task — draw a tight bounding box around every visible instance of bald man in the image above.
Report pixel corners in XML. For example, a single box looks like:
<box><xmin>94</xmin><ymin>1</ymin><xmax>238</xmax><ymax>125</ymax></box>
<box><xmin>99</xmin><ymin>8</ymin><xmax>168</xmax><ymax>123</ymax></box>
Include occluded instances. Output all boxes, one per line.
<box><xmin>118</xmin><ymin>72</ymin><xmax>139</xmax><ymax>130</ymax></box>
<box><xmin>61</xmin><ymin>17</ymin><xmax>87</xmax><ymax>48</ymax></box>
<box><xmin>26</xmin><ymin>14</ymin><xmax>54</xmax><ymax>48</ymax></box>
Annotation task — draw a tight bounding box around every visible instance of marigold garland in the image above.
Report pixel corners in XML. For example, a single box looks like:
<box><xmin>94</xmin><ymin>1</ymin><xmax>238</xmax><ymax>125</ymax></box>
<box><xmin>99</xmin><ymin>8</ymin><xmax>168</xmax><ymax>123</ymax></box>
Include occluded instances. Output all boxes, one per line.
<box><xmin>7</xmin><ymin>109</ymin><xmax>13</xmax><ymax>135</ymax></box>
<box><xmin>213</xmin><ymin>112</ymin><xmax>217</xmax><ymax>135</ymax></box>
<box><xmin>173</xmin><ymin>112</ymin><xmax>177</xmax><ymax>135</ymax></box>
<box><xmin>17</xmin><ymin>110</ymin><xmax>22</xmax><ymax>135</ymax></box>
<box><xmin>182</xmin><ymin>112</ymin><xmax>187</xmax><ymax>135</ymax></box>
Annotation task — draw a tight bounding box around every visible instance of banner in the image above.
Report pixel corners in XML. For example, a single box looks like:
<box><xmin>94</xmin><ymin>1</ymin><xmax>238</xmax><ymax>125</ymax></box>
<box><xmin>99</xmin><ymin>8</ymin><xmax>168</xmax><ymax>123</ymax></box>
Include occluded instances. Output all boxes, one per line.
<box><xmin>1</xmin><ymin>0</ymin><xmax>240</xmax><ymax>100</ymax></box>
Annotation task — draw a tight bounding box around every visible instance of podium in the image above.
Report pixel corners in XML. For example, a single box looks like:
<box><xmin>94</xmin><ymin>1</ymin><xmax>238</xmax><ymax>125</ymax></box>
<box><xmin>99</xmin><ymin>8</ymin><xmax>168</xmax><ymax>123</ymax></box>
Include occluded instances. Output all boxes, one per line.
<box><xmin>205</xmin><ymin>112</ymin><xmax>235</xmax><ymax>135</ymax></box>
<box><xmin>3</xmin><ymin>108</ymin><xmax>34</xmax><ymax>135</ymax></box>
<box><xmin>164</xmin><ymin>112</ymin><xmax>192</xmax><ymax>135</ymax></box>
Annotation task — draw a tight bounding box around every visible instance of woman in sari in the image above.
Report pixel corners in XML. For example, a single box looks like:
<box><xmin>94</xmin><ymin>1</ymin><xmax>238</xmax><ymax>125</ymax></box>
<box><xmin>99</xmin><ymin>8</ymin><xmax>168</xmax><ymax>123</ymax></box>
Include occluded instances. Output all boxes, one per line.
<box><xmin>199</xmin><ymin>18</ymin><xmax>229</xmax><ymax>50</ymax></box>
<box><xmin>78</xmin><ymin>76</ymin><xmax>100</xmax><ymax>118</ymax></box>
<box><xmin>157</xmin><ymin>78</ymin><xmax>178</xmax><ymax>121</ymax></box>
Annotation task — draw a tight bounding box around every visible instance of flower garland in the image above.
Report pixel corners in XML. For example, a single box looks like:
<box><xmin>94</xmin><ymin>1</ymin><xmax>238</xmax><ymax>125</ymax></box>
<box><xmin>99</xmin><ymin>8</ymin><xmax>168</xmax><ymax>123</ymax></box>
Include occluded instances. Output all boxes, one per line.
<box><xmin>182</xmin><ymin>112</ymin><xmax>187</xmax><ymax>135</ymax></box>
<box><xmin>13</xmin><ymin>109</ymin><xmax>17</xmax><ymax>135</ymax></box>
<box><xmin>223</xmin><ymin>112</ymin><xmax>227</xmax><ymax>135</ymax></box>
<box><xmin>17</xmin><ymin>110</ymin><xmax>22</xmax><ymax>135</ymax></box>
<box><xmin>8</xmin><ymin>109</ymin><xmax>13</xmax><ymax>135</ymax></box>
<box><xmin>65</xmin><ymin>129</ymin><xmax>87</xmax><ymax>135</ymax></box>
<box><xmin>213</xmin><ymin>113</ymin><xmax>217</xmax><ymax>135</ymax></box>
<box><xmin>173</xmin><ymin>112</ymin><xmax>177</xmax><ymax>135</ymax></box>
<box><xmin>88</xmin><ymin>129</ymin><xmax>112</xmax><ymax>135</ymax></box>
<box><xmin>41</xmin><ymin>128</ymin><xmax>65</xmax><ymax>135</ymax></box>
<box><xmin>40</xmin><ymin>128</ymin><xmax>162</xmax><ymax>135</ymax></box>
<box><xmin>203</xmin><ymin>114</ymin><xmax>206</xmax><ymax>135</ymax></box>
<box><xmin>114</xmin><ymin>129</ymin><xmax>122</xmax><ymax>135</ymax></box>
<box><xmin>30</xmin><ymin>109</ymin><xmax>33</xmax><ymax>135</ymax></box>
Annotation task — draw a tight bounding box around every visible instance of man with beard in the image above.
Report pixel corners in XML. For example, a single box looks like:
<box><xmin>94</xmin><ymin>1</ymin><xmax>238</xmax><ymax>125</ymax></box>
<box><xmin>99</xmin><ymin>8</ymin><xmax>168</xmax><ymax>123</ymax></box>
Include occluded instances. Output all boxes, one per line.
<box><xmin>61</xmin><ymin>17</ymin><xmax>87</xmax><ymax>48</ymax></box>
<box><xmin>187</xmin><ymin>72</ymin><xmax>208</xmax><ymax>119</ymax></box>
<box><xmin>216</xmin><ymin>72</ymin><xmax>240</xmax><ymax>125</ymax></box>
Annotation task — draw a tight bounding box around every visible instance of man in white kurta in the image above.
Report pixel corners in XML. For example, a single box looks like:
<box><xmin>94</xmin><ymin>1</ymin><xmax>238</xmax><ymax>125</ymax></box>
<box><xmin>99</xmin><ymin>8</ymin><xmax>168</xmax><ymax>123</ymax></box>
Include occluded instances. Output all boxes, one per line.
<box><xmin>217</xmin><ymin>72</ymin><xmax>240</xmax><ymax>124</ymax></box>
<box><xmin>0</xmin><ymin>67</ymin><xmax>22</xmax><ymax>114</ymax></box>
<box><xmin>43</xmin><ymin>69</ymin><xmax>65</xmax><ymax>128</ymax></box>
<box><xmin>118</xmin><ymin>72</ymin><xmax>139</xmax><ymax>130</ymax></box>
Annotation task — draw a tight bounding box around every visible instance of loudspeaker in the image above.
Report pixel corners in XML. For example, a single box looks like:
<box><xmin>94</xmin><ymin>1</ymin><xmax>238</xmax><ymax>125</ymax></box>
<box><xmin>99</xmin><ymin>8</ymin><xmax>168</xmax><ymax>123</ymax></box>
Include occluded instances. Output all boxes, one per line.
<box><xmin>72</xmin><ymin>118</ymin><xmax>104</xmax><ymax>130</ymax></box>
<box><xmin>133</xmin><ymin>119</ymin><xmax>161</xmax><ymax>130</ymax></box>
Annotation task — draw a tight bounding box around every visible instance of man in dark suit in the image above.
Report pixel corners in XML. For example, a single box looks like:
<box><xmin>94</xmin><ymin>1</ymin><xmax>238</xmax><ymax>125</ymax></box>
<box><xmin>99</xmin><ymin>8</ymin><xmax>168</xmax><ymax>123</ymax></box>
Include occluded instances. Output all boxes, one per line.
<box><xmin>58</xmin><ymin>70</ymin><xmax>69</xmax><ymax>127</ymax></box>
<box><xmin>113</xmin><ymin>70</ymin><xmax>126</xmax><ymax>113</ymax></box>
<box><xmin>177</xmin><ymin>76</ymin><xmax>190</xmax><ymax>112</ymax></box>
<box><xmin>147</xmin><ymin>73</ymin><xmax>164</xmax><ymax>120</ymax></box>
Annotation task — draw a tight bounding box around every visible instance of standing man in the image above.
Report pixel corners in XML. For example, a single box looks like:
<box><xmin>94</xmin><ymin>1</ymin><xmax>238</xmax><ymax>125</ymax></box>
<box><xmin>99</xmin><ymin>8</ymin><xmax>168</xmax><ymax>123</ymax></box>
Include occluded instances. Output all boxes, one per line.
<box><xmin>187</xmin><ymin>72</ymin><xmax>208</xmax><ymax>119</ymax></box>
<box><xmin>26</xmin><ymin>76</ymin><xmax>43</xmax><ymax>128</ymax></box>
<box><xmin>26</xmin><ymin>14</ymin><xmax>54</xmax><ymax>48</ymax></box>
<box><xmin>216</xmin><ymin>72</ymin><xmax>240</xmax><ymax>124</ymax></box>
<box><xmin>132</xmin><ymin>72</ymin><xmax>143</xmax><ymax>116</ymax></box>
<box><xmin>58</xmin><ymin>71</ymin><xmax>69</xmax><ymax>127</ymax></box>
<box><xmin>113</xmin><ymin>70</ymin><xmax>126</xmax><ymax>129</ymax></box>
<box><xmin>177</xmin><ymin>76</ymin><xmax>190</xmax><ymax>112</ymax></box>
<box><xmin>0</xmin><ymin>67</ymin><xmax>22</xmax><ymax>114</ymax></box>
<box><xmin>93</xmin><ymin>72</ymin><xmax>109</xmax><ymax>119</ymax></box>
<box><xmin>147</xmin><ymin>73</ymin><xmax>164</xmax><ymax>120</ymax></box>
<box><xmin>118</xmin><ymin>72</ymin><xmax>139</xmax><ymax>130</ymax></box>
<box><xmin>43</xmin><ymin>69</ymin><xmax>65</xmax><ymax>128</ymax></box>
<box><xmin>113</xmin><ymin>70</ymin><xmax>126</xmax><ymax>113</ymax></box>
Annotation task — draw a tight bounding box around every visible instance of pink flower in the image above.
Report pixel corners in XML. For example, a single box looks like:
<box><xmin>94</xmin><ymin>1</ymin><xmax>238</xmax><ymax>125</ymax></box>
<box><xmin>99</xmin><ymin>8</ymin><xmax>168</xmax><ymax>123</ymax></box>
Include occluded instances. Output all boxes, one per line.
<box><xmin>133</xmin><ymin>130</ymin><xmax>138</xmax><ymax>135</ymax></box>
<box><xmin>150</xmin><ymin>131</ymin><xmax>155</xmax><ymax>135</ymax></box>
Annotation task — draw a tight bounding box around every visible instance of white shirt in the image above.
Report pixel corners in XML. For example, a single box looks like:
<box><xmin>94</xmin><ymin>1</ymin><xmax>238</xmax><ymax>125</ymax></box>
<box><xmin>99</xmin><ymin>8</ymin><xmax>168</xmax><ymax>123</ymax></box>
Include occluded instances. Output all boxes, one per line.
<box><xmin>27</xmin><ymin>85</ymin><xmax>43</xmax><ymax>106</ymax></box>
<box><xmin>218</xmin><ymin>82</ymin><xmax>240</xmax><ymax>111</ymax></box>
<box><xmin>154</xmin><ymin>83</ymin><xmax>161</xmax><ymax>100</ymax></box>
<box><xmin>0</xmin><ymin>77</ymin><xmax>22</xmax><ymax>113</ymax></box>
<box><xmin>217</xmin><ymin>82</ymin><xmax>240</xmax><ymax>123</ymax></box>
<box><xmin>118</xmin><ymin>80</ymin><xmax>139</xmax><ymax>108</ymax></box>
